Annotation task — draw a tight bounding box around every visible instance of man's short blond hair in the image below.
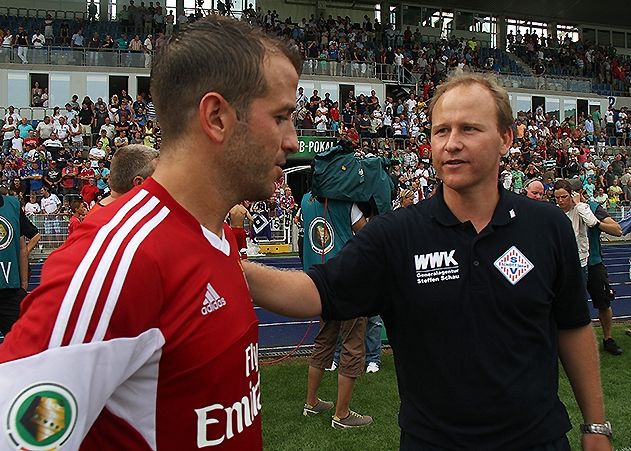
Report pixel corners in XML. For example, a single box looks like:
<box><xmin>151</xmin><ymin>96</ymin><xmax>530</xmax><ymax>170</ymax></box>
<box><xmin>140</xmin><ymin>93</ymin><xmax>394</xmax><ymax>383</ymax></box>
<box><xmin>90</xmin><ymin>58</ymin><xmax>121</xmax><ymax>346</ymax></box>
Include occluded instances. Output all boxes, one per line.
<box><xmin>428</xmin><ymin>73</ymin><xmax>514</xmax><ymax>134</ymax></box>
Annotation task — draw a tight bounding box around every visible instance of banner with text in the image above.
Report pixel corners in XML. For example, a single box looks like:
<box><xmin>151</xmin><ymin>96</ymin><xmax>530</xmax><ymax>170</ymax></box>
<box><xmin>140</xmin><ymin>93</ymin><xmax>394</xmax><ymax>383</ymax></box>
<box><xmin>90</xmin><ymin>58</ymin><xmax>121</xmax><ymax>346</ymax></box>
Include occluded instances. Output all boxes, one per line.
<box><xmin>289</xmin><ymin>136</ymin><xmax>338</xmax><ymax>160</ymax></box>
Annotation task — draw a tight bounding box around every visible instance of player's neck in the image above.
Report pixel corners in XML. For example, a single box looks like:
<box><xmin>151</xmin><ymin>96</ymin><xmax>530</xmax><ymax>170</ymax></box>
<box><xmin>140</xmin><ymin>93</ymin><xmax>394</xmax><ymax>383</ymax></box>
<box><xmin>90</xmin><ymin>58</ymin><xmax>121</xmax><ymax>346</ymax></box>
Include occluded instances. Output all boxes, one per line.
<box><xmin>152</xmin><ymin>145</ymin><xmax>230</xmax><ymax>236</ymax></box>
<box><xmin>443</xmin><ymin>182</ymin><xmax>500</xmax><ymax>233</ymax></box>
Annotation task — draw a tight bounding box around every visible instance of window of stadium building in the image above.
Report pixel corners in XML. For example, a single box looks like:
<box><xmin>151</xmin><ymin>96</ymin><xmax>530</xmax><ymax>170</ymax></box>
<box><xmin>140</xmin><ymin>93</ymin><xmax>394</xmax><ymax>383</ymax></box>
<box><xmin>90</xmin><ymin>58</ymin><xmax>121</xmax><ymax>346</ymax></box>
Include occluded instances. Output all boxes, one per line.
<box><xmin>102</xmin><ymin>0</ymin><xmax>253</xmax><ymax>18</ymax></box>
<box><xmin>414</xmin><ymin>8</ymin><xmax>497</xmax><ymax>46</ymax></box>
<box><xmin>373</xmin><ymin>4</ymin><xmax>397</xmax><ymax>27</ymax></box>
<box><xmin>506</xmin><ymin>19</ymin><xmax>579</xmax><ymax>49</ymax></box>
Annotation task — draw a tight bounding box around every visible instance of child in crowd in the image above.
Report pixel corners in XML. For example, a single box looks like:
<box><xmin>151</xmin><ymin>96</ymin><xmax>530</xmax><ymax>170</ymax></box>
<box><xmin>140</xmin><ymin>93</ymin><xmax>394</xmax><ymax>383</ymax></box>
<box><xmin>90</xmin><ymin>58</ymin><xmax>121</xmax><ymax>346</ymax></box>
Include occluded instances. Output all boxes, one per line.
<box><xmin>67</xmin><ymin>199</ymin><xmax>87</xmax><ymax>236</ymax></box>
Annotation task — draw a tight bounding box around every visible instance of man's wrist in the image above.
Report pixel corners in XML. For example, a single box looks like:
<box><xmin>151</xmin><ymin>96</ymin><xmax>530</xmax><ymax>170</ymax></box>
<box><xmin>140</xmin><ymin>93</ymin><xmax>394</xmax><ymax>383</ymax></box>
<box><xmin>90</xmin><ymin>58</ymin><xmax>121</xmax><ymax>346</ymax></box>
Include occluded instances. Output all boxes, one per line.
<box><xmin>580</xmin><ymin>421</ymin><xmax>612</xmax><ymax>438</ymax></box>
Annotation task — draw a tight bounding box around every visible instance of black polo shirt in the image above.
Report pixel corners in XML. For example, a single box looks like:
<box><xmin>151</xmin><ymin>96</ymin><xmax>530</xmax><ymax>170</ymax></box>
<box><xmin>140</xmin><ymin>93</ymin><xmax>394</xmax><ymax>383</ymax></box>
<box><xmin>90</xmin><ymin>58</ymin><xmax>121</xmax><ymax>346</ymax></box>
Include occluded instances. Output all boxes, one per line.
<box><xmin>309</xmin><ymin>185</ymin><xmax>589</xmax><ymax>450</ymax></box>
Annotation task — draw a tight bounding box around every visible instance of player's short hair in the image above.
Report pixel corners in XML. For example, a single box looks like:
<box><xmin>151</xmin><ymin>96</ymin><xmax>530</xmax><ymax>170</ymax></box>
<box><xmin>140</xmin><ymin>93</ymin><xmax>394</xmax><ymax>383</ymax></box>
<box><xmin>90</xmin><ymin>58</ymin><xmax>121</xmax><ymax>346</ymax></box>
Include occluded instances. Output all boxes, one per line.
<box><xmin>109</xmin><ymin>144</ymin><xmax>159</xmax><ymax>194</ymax></box>
<box><xmin>151</xmin><ymin>15</ymin><xmax>302</xmax><ymax>142</ymax></box>
<box><xmin>428</xmin><ymin>72</ymin><xmax>513</xmax><ymax>134</ymax></box>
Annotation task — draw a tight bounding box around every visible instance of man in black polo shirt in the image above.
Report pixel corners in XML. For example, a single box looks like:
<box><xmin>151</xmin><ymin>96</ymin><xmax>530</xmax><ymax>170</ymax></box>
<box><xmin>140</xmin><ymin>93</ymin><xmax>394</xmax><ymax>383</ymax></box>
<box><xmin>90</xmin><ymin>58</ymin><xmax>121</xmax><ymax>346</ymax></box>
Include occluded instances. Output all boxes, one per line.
<box><xmin>244</xmin><ymin>73</ymin><xmax>612</xmax><ymax>450</ymax></box>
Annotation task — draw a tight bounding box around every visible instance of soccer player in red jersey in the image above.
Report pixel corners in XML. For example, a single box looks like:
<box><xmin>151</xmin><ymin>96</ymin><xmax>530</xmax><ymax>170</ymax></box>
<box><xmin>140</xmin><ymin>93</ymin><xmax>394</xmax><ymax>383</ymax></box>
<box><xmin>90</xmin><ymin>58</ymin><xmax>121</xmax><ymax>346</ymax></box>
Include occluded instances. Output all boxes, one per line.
<box><xmin>0</xmin><ymin>17</ymin><xmax>301</xmax><ymax>450</ymax></box>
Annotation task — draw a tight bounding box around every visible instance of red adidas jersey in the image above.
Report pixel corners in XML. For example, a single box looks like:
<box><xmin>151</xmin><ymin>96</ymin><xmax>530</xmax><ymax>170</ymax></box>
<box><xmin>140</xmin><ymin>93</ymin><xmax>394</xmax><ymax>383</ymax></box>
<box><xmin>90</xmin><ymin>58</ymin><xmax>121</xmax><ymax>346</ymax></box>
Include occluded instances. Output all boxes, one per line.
<box><xmin>0</xmin><ymin>178</ymin><xmax>261</xmax><ymax>450</ymax></box>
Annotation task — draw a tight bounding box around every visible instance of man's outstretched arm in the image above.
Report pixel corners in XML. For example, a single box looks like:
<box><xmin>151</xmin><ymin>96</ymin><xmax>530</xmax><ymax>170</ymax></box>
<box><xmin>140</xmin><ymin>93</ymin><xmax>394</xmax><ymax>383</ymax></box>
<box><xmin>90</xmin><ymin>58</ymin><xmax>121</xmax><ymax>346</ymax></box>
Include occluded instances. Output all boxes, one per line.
<box><xmin>243</xmin><ymin>261</ymin><xmax>322</xmax><ymax>318</ymax></box>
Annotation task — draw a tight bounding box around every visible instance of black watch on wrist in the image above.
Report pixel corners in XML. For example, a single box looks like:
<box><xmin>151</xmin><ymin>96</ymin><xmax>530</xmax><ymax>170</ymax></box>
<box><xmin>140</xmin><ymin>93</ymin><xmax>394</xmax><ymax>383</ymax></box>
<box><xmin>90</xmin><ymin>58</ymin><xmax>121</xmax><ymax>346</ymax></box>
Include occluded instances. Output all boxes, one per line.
<box><xmin>580</xmin><ymin>421</ymin><xmax>612</xmax><ymax>438</ymax></box>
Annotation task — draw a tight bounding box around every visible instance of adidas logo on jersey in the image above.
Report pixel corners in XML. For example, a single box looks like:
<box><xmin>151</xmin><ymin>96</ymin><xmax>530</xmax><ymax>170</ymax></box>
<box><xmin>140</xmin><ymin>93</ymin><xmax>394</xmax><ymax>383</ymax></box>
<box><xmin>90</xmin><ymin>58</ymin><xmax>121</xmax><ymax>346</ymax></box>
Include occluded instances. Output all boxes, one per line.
<box><xmin>201</xmin><ymin>283</ymin><xmax>227</xmax><ymax>315</ymax></box>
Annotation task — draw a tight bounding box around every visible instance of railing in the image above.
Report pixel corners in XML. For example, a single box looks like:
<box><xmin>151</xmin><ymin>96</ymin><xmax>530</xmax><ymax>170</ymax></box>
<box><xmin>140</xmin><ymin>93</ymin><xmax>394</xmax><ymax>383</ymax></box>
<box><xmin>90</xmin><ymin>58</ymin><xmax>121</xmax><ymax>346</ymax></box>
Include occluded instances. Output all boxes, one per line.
<box><xmin>447</xmin><ymin>68</ymin><xmax>594</xmax><ymax>93</ymax></box>
<box><xmin>301</xmin><ymin>59</ymin><xmax>376</xmax><ymax>79</ymax></box>
<box><xmin>495</xmin><ymin>73</ymin><xmax>592</xmax><ymax>93</ymax></box>
<box><xmin>27</xmin><ymin>213</ymin><xmax>70</xmax><ymax>260</ymax></box>
<box><xmin>0</xmin><ymin>46</ymin><xmax>418</xmax><ymax>84</ymax></box>
<box><xmin>294</xmin><ymin>128</ymin><xmax>339</xmax><ymax>137</ymax></box>
<box><xmin>301</xmin><ymin>59</ymin><xmax>419</xmax><ymax>84</ymax></box>
<box><xmin>24</xmin><ymin>206</ymin><xmax>293</xmax><ymax>260</ymax></box>
<box><xmin>21</xmin><ymin>190</ymin><xmax>631</xmax><ymax>263</ymax></box>
<box><xmin>0</xmin><ymin>45</ymin><xmax>151</xmax><ymax>68</ymax></box>
<box><xmin>0</xmin><ymin>45</ymin><xmax>599</xmax><ymax>94</ymax></box>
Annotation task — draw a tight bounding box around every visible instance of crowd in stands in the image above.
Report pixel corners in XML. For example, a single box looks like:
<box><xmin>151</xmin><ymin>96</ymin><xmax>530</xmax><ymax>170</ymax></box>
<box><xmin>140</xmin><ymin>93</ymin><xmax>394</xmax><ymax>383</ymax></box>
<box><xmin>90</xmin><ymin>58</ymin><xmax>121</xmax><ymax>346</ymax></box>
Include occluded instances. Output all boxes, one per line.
<box><xmin>0</xmin><ymin>2</ymin><xmax>173</xmax><ymax>66</ymax></box>
<box><xmin>1</xmin><ymin>9</ymin><xmax>631</xmax><ymax>242</ymax></box>
<box><xmin>292</xmin><ymin>85</ymin><xmax>631</xmax><ymax>212</ymax></box>
<box><xmin>252</xmin><ymin>11</ymin><xmax>492</xmax><ymax>82</ymax></box>
<box><xmin>0</xmin><ymin>7</ymin><xmax>492</xmax><ymax>87</ymax></box>
<box><xmin>2</xmin><ymin>6</ymin><xmax>630</xmax><ymax>95</ymax></box>
<box><xmin>3</xmin><ymin>78</ymin><xmax>631</xmax><ymax>243</ymax></box>
<box><xmin>509</xmin><ymin>30</ymin><xmax>631</xmax><ymax>94</ymax></box>
<box><xmin>1</xmin><ymin>90</ymin><xmax>160</xmax><ymax>229</ymax></box>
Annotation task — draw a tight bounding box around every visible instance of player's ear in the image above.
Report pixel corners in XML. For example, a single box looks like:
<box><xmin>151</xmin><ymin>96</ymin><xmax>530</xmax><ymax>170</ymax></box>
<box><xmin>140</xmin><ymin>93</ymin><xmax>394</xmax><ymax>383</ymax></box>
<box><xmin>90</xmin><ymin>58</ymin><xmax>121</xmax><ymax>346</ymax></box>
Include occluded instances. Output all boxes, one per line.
<box><xmin>198</xmin><ymin>92</ymin><xmax>236</xmax><ymax>145</ymax></box>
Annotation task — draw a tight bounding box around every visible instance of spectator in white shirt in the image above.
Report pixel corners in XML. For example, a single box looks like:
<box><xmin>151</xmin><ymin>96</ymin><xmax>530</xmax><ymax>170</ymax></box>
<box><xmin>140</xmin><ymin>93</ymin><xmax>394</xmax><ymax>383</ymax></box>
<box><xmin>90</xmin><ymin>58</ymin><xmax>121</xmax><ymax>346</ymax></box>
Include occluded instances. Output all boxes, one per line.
<box><xmin>4</xmin><ymin>106</ymin><xmax>21</xmax><ymax>124</ymax></box>
<box><xmin>99</xmin><ymin>117</ymin><xmax>116</xmax><ymax>140</ymax></box>
<box><xmin>40</xmin><ymin>186</ymin><xmax>62</xmax><ymax>214</ymax></box>
<box><xmin>24</xmin><ymin>193</ymin><xmax>41</xmax><ymax>215</ymax></box>
<box><xmin>2</xmin><ymin>116</ymin><xmax>17</xmax><ymax>153</ymax></box>
<box><xmin>314</xmin><ymin>110</ymin><xmax>328</xmax><ymax>134</ymax></box>
<box><xmin>10</xmin><ymin>130</ymin><xmax>23</xmax><ymax>154</ymax></box>
<box><xmin>54</xmin><ymin>116</ymin><xmax>71</xmax><ymax>143</ymax></box>
<box><xmin>64</xmin><ymin>104</ymin><xmax>78</xmax><ymax>122</ymax></box>
<box><xmin>71</xmin><ymin>29</ymin><xmax>84</xmax><ymax>47</ymax></box>
<box><xmin>43</xmin><ymin>132</ymin><xmax>63</xmax><ymax>150</ymax></box>
<box><xmin>36</xmin><ymin>116</ymin><xmax>54</xmax><ymax>140</ymax></box>
<box><xmin>31</xmin><ymin>30</ymin><xmax>45</xmax><ymax>48</ymax></box>
<box><xmin>69</xmin><ymin>118</ymin><xmax>83</xmax><ymax>152</ymax></box>
<box><xmin>405</xmin><ymin>94</ymin><xmax>416</xmax><ymax>114</ymax></box>
<box><xmin>144</xmin><ymin>34</ymin><xmax>153</xmax><ymax>68</ymax></box>
<box><xmin>40</xmin><ymin>186</ymin><xmax>63</xmax><ymax>236</ymax></box>
<box><xmin>554</xmin><ymin>179</ymin><xmax>599</xmax><ymax>271</ymax></box>
<box><xmin>89</xmin><ymin>144</ymin><xmax>106</xmax><ymax>168</ymax></box>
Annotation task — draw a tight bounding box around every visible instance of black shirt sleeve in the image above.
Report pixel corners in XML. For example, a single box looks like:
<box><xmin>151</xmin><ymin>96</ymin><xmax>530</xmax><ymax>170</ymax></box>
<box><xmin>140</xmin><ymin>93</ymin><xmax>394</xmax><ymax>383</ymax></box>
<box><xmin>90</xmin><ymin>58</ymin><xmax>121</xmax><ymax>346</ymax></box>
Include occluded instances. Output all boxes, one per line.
<box><xmin>308</xmin><ymin>213</ymin><xmax>395</xmax><ymax>320</ymax></box>
<box><xmin>593</xmin><ymin>204</ymin><xmax>610</xmax><ymax>222</ymax></box>
<box><xmin>20</xmin><ymin>210</ymin><xmax>39</xmax><ymax>239</ymax></box>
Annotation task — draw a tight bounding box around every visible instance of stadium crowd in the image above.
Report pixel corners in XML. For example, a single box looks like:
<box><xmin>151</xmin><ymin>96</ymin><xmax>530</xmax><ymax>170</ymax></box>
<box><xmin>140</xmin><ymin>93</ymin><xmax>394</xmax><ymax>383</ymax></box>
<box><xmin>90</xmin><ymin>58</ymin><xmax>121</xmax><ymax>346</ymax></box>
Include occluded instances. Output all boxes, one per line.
<box><xmin>1</xmin><ymin>91</ymin><xmax>161</xmax><ymax>227</ymax></box>
<box><xmin>0</xmin><ymin>7</ymin><xmax>630</xmax><ymax>243</ymax></box>
<box><xmin>509</xmin><ymin>30</ymin><xmax>631</xmax><ymax>94</ymax></box>
<box><xmin>2</xmin><ymin>81</ymin><xmax>631</xmax><ymax>243</ymax></box>
<box><xmin>2</xmin><ymin>5</ymin><xmax>630</xmax><ymax>96</ymax></box>
<box><xmin>293</xmin><ymin>85</ymin><xmax>631</xmax><ymax>212</ymax></box>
